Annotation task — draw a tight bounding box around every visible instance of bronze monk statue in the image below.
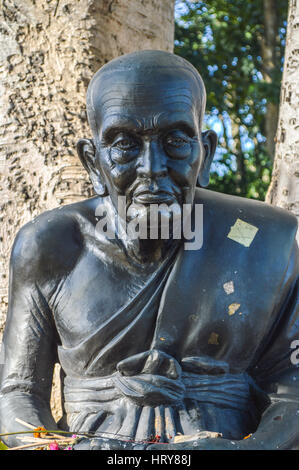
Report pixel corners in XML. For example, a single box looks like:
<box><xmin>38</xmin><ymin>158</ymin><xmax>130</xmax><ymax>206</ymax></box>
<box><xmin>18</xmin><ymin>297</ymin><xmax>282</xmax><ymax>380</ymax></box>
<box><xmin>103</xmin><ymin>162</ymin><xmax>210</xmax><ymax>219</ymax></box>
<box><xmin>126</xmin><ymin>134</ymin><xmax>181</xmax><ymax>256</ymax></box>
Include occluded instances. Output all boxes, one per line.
<box><xmin>0</xmin><ymin>50</ymin><xmax>298</xmax><ymax>450</ymax></box>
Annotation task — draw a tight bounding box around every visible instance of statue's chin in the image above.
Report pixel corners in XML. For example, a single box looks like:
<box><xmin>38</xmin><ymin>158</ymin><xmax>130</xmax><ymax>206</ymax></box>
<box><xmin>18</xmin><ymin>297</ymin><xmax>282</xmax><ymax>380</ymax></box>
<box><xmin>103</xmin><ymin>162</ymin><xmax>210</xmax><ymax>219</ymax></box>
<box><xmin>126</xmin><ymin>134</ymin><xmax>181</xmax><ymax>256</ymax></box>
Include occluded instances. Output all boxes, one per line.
<box><xmin>114</xmin><ymin>200</ymin><xmax>181</xmax><ymax>264</ymax></box>
<box><xmin>125</xmin><ymin>201</ymin><xmax>182</xmax><ymax>241</ymax></box>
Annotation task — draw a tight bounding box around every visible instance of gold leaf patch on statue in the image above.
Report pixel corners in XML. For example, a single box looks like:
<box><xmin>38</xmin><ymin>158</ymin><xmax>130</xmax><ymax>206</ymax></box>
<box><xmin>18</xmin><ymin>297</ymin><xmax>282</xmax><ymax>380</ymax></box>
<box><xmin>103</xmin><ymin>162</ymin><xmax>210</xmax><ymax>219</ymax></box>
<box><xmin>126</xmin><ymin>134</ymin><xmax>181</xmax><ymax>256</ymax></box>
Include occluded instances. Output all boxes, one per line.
<box><xmin>208</xmin><ymin>332</ymin><xmax>219</xmax><ymax>345</ymax></box>
<box><xmin>223</xmin><ymin>281</ymin><xmax>234</xmax><ymax>295</ymax></box>
<box><xmin>228</xmin><ymin>303</ymin><xmax>241</xmax><ymax>316</ymax></box>
<box><xmin>227</xmin><ymin>219</ymin><xmax>258</xmax><ymax>247</ymax></box>
<box><xmin>173</xmin><ymin>431</ymin><xmax>222</xmax><ymax>443</ymax></box>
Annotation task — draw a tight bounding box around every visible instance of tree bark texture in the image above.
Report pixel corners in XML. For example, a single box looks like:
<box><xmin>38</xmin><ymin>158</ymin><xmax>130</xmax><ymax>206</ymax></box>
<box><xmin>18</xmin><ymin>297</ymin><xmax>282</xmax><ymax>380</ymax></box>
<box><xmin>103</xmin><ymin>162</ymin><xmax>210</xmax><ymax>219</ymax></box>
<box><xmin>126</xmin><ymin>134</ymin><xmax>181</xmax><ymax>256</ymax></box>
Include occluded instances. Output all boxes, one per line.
<box><xmin>266</xmin><ymin>0</ymin><xmax>299</xmax><ymax>242</ymax></box>
<box><xmin>0</xmin><ymin>0</ymin><xmax>175</xmax><ymax>332</ymax></box>
<box><xmin>262</xmin><ymin>0</ymin><xmax>279</xmax><ymax>160</ymax></box>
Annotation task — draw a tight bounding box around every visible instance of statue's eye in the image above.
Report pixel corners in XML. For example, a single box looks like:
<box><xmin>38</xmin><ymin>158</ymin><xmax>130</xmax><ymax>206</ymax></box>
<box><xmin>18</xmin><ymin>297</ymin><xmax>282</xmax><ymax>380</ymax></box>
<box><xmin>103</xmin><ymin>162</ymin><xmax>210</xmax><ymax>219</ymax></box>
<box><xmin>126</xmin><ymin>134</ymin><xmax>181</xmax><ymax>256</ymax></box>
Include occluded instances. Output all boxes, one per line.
<box><xmin>113</xmin><ymin>136</ymin><xmax>139</xmax><ymax>151</ymax></box>
<box><xmin>164</xmin><ymin>131</ymin><xmax>192</xmax><ymax>159</ymax></box>
<box><xmin>110</xmin><ymin>134</ymin><xmax>140</xmax><ymax>164</ymax></box>
<box><xmin>165</xmin><ymin>135</ymin><xmax>188</xmax><ymax>148</ymax></box>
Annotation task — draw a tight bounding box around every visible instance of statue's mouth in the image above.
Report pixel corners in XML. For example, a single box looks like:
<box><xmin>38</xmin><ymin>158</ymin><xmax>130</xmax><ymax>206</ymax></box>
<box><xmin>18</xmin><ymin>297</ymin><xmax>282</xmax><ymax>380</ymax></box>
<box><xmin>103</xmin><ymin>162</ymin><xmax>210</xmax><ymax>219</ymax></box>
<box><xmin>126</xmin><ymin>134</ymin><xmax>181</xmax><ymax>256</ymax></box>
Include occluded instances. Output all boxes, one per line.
<box><xmin>133</xmin><ymin>190</ymin><xmax>177</xmax><ymax>205</ymax></box>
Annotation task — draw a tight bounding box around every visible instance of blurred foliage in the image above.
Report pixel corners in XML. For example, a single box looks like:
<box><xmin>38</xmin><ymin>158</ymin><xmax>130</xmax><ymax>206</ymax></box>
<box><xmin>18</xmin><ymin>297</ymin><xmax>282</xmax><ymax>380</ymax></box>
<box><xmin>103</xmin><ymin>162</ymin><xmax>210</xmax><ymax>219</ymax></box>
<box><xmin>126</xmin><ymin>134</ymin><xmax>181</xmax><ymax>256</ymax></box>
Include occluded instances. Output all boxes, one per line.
<box><xmin>175</xmin><ymin>0</ymin><xmax>288</xmax><ymax>199</ymax></box>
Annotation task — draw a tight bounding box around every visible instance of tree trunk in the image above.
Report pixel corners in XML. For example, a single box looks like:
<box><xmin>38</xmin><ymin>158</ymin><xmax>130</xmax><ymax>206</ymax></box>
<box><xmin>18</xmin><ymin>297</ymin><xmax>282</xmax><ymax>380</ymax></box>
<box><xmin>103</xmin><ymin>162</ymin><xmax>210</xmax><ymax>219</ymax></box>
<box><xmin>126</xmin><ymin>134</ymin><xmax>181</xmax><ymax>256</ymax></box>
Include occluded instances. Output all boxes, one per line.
<box><xmin>0</xmin><ymin>0</ymin><xmax>175</xmax><ymax>332</ymax></box>
<box><xmin>262</xmin><ymin>0</ymin><xmax>279</xmax><ymax>160</ymax></box>
<box><xmin>266</xmin><ymin>0</ymin><xmax>299</xmax><ymax>242</ymax></box>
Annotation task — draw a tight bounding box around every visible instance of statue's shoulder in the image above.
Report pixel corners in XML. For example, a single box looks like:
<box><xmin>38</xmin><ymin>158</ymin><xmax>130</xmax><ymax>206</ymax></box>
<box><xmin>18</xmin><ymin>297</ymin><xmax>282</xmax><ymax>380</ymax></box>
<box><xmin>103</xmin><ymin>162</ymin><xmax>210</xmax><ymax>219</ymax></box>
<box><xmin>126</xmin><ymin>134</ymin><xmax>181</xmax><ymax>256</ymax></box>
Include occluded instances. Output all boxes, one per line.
<box><xmin>194</xmin><ymin>188</ymin><xmax>298</xmax><ymax>249</ymax></box>
<box><xmin>10</xmin><ymin>196</ymin><xmax>100</xmax><ymax>279</ymax></box>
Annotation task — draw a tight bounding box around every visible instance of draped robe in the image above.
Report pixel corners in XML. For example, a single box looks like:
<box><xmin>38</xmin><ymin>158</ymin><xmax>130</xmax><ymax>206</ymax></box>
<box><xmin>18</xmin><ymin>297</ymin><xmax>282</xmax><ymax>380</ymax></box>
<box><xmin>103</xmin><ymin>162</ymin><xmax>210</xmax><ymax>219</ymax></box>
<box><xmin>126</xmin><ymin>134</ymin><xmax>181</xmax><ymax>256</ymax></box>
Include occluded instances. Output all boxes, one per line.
<box><xmin>1</xmin><ymin>189</ymin><xmax>298</xmax><ymax>443</ymax></box>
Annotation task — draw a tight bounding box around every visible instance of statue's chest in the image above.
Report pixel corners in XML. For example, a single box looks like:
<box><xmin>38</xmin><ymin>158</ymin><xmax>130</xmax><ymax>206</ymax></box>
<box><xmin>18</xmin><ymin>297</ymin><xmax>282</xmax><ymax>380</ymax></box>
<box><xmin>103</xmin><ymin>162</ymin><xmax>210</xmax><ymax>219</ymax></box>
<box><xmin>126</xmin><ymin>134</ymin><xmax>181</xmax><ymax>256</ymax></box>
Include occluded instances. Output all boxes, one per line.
<box><xmin>51</xmin><ymin>250</ymin><xmax>273</xmax><ymax>371</ymax></box>
<box><xmin>51</xmin><ymin>251</ymin><xmax>151</xmax><ymax>345</ymax></box>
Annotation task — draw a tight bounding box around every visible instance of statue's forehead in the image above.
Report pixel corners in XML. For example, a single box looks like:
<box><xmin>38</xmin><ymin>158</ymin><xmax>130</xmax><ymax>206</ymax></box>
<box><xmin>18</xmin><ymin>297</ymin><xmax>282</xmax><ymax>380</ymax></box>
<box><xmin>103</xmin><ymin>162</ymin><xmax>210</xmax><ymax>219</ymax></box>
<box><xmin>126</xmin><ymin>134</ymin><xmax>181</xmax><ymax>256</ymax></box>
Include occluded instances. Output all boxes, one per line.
<box><xmin>89</xmin><ymin>67</ymin><xmax>203</xmax><ymax>113</ymax></box>
<box><xmin>97</xmin><ymin>86</ymin><xmax>195</xmax><ymax>120</ymax></box>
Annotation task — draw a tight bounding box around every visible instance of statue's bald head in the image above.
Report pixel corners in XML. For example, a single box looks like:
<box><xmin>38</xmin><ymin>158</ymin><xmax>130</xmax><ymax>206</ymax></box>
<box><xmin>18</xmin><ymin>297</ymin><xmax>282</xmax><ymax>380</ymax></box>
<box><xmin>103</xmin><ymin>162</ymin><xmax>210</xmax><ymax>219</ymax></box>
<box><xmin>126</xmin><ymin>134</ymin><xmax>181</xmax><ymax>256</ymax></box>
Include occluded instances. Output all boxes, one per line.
<box><xmin>78</xmin><ymin>50</ymin><xmax>217</xmax><ymax>210</ymax></box>
<box><xmin>86</xmin><ymin>50</ymin><xmax>206</xmax><ymax>138</ymax></box>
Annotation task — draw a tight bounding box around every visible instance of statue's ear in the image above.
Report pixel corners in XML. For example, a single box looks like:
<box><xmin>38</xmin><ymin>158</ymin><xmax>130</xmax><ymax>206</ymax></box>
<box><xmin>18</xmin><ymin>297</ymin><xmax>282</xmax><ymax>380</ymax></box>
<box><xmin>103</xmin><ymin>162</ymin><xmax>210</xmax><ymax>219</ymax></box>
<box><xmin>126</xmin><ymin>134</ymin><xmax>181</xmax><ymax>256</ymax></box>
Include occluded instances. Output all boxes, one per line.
<box><xmin>197</xmin><ymin>129</ymin><xmax>218</xmax><ymax>187</ymax></box>
<box><xmin>77</xmin><ymin>138</ymin><xmax>108</xmax><ymax>196</ymax></box>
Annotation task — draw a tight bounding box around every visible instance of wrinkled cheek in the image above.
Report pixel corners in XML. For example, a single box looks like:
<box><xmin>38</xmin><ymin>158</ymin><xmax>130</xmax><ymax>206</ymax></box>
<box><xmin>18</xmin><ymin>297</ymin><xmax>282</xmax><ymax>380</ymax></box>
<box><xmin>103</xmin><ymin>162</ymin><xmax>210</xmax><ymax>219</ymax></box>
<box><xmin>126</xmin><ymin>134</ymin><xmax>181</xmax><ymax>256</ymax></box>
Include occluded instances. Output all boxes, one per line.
<box><xmin>109</xmin><ymin>167</ymin><xmax>136</xmax><ymax>194</ymax></box>
<box><xmin>168</xmin><ymin>150</ymin><xmax>201</xmax><ymax>189</ymax></box>
<box><xmin>102</xmin><ymin>157</ymin><xmax>137</xmax><ymax>195</ymax></box>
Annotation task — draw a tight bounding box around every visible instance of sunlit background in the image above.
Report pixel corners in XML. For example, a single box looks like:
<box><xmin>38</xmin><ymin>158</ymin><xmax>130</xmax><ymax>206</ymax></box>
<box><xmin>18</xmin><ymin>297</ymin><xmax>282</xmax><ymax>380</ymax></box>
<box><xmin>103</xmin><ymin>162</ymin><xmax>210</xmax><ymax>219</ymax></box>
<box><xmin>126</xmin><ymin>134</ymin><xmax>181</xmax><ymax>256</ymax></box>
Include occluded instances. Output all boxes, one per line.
<box><xmin>174</xmin><ymin>0</ymin><xmax>288</xmax><ymax>200</ymax></box>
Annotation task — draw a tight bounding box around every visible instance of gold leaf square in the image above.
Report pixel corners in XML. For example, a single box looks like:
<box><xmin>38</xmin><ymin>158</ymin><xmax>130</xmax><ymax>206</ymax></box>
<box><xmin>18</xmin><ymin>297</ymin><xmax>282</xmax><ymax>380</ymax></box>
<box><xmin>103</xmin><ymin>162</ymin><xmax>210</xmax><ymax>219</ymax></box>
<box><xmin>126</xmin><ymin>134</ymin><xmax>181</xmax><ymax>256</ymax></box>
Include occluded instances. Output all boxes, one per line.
<box><xmin>227</xmin><ymin>218</ymin><xmax>258</xmax><ymax>247</ymax></box>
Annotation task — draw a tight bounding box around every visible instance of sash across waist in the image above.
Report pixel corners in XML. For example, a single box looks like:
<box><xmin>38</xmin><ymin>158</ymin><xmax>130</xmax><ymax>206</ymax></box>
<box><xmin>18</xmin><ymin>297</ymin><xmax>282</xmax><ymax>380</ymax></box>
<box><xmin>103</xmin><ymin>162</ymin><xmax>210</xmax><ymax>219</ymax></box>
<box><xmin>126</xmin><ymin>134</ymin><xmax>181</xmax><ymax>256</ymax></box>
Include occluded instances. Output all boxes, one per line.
<box><xmin>63</xmin><ymin>350</ymin><xmax>259</xmax><ymax>413</ymax></box>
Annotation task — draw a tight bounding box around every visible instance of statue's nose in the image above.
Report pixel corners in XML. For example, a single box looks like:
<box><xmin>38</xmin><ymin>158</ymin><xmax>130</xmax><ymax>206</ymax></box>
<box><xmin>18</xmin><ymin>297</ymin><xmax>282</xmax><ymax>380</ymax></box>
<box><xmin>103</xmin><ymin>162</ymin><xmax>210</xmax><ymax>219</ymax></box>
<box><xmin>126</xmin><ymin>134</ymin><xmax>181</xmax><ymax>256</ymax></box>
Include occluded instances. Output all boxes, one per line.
<box><xmin>137</xmin><ymin>140</ymin><xmax>167</xmax><ymax>178</ymax></box>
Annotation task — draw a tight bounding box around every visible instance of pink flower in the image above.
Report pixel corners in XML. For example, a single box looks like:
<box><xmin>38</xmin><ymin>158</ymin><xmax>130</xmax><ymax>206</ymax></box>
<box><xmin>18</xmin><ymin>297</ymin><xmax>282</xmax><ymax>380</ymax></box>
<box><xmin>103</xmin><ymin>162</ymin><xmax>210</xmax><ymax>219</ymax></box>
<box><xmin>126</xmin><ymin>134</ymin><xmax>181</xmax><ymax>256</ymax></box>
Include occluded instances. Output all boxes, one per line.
<box><xmin>49</xmin><ymin>441</ymin><xmax>60</xmax><ymax>450</ymax></box>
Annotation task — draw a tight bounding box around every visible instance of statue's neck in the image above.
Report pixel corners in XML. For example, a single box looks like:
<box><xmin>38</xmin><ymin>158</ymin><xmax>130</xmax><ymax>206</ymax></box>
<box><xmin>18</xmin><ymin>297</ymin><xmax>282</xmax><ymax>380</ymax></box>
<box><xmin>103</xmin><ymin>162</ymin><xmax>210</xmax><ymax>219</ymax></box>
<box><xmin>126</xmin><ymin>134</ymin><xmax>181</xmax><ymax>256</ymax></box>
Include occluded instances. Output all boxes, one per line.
<box><xmin>125</xmin><ymin>237</ymin><xmax>176</xmax><ymax>266</ymax></box>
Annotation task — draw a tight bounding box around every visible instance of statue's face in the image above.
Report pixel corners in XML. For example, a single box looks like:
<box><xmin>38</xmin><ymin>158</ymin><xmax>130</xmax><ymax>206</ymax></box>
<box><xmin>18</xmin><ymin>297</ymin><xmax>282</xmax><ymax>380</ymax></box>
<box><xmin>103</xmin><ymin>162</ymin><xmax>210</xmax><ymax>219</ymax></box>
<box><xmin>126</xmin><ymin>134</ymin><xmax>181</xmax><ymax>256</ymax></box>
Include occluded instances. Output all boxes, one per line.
<box><xmin>90</xmin><ymin>69</ymin><xmax>206</xmax><ymax>216</ymax></box>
